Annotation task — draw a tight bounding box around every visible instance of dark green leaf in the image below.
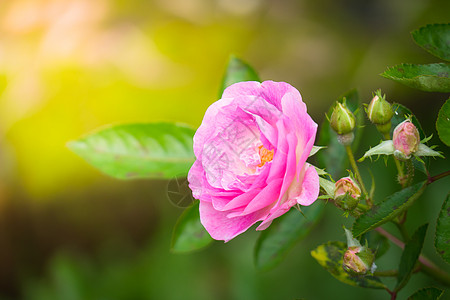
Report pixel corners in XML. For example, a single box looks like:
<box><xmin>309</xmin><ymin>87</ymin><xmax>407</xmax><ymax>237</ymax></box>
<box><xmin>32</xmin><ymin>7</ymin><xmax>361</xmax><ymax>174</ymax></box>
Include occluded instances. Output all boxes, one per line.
<box><xmin>171</xmin><ymin>201</ymin><xmax>213</xmax><ymax>253</ymax></box>
<box><xmin>412</xmin><ymin>23</ymin><xmax>450</xmax><ymax>62</ymax></box>
<box><xmin>436</xmin><ymin>193</ymin><xmax>450</xmax><ymax>264</ymax></box>
<box><xmin>352</xmin><ymin>181</ymin><xmax>427</xmax><ymax>237</ymax></box>
<box><xmin>396</xmin><ymin>224</ymin><xmax>428</xmax><ymax>291</ymax></box>
<box><xmin>436</xmin><ymin>98</ymin><xmax>450</xmax><ymax>147</ymax></box>
<box><xmin>407</xmin><ymin>287</ymin><xmax>444</xmax><ymax>300</ymax></box>
<box><xmin>254</xmin><ymin>202</ymin><xmax>325</xmax><ymax>271</ymax></box>
<box><xmin>317</xmin><ymin>89</ymin><xmax>363</xmax><ymax>178</ymax></box>
<box><xmin>361</xmin><ymin>230</ymin><xmax>390</xmax><ymax>259</ymax></box>
<box><xmin>68</xmin><ymin>123</ymin><xmax>196</xmax><ymax>179</ymax></box>
<box><xmin>391</xmin><ymin>103</ymin><xmax>428</xmax><ymax>174</ymax></box>
<box><xmin>381</xmin><ymin>63</ymin><xmax>450</xmax><ymax>92</ymax></box>
<box><xmin>311</xmin><ymin>241</ymin><xmax>386</xmax><ymax>289</ymax></box>
<box><xmin>219</xmin><ymin>55</ymin><xmax>260</xmax><ymax>96</ymax></box>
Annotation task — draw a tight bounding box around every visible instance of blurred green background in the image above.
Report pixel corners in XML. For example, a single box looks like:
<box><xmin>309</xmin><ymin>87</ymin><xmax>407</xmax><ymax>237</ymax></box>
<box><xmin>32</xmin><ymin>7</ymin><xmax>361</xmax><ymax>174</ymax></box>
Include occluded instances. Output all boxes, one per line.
<box><xmin>0</xmin><ymin>0</ymin><xmax>449</xmax><ymax>299</ymax></box>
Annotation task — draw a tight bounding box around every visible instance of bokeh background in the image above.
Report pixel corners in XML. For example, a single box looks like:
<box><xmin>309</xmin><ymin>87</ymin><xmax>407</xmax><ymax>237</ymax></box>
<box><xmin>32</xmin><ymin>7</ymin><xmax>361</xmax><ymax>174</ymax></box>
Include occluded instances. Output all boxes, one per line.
<box><xmin>0</xmin><ymin>0</ymin><xmax>449</xmax><ymax>299</ymax></box>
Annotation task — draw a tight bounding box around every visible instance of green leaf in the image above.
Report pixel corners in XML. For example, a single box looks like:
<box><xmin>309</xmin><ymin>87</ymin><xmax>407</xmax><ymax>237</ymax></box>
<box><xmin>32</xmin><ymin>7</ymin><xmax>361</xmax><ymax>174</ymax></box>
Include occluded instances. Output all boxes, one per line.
<box><xmin>352</xmin><ymin>181</ymin><xmax>427</xmax><ymax>237</ymax></box>
<box><xmin>407</xmin><ymin>287</ymin><xmax>444</xmax><ymax>300</ymax></box>
<box><xmin>311</xmin><ymin>241</ymin><xmax>386</xmax><ymax>289</ymax></box>
<box><xmin>219</xmin><ymin>55</ymin><xmax>260</xmax><ymax>96</ymax></box>
<box><xmin>254</xmin><ymin>202</ymin><xmax>325</xmax><ymax>271</ymax></box>
<box><xmin>396</xmin><ymin>224</ymin><xmax>428</xmax><ymax>291</ymax></box>
<box><xmin>381</xmin><ymin>63</ymin><xmax>450</xmax><ymax>92</ymax></box>
<box><xmin>170</xmin><ymin>201</ymin><xmax>213</xmax><ymax>253</ymax></box>
<box><xmin>436</xmin><ymin>193</ymin><xmax>450</xmax><ymax>264</ymax></box>
<box><xmin>412</xmin><ymin>23</ymin><xmax>450</xmax><ymax>62</ymax></box>
<box><xmin>317</xmin><ymin>89</ymin><xmax>363</xmax><ymax>178</ymax></box>
<box><xmin>436</xmin><ymin>98</ymin><xmax>450</xmax><ymax>147</ymax></box>
<box><xmin>68</xmin><ymin>123</ymin><xmax>196</xmax><ymax>179</ymax></box>
<box><xmin>391</xmin><ymin>103</ymin><xmax>428</xmax><ymax>174</ymax></box>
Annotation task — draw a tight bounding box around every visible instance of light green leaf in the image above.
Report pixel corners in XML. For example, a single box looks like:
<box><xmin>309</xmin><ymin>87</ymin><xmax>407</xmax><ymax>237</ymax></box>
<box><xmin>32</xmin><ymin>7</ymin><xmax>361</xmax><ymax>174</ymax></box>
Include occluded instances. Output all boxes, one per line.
<box><xmin>436</xmin><ymin>98</ymin><xmax>450</xmax><ymax>147</ymax></box>
<box><xmin>254</xmin><ymin>202</ymin><xmax>325</xmax><ymax>271</ymax></box>
<box><xmin>412</xmin><ymin>23</ymin><xmax>450</xmax><ymax>62</ymax></box>
<box><xmin>436</xmin><ymin>193</ymin><xmax>450</xmax><ymax>264</ymax></box>
<box><xmin>407</xmin><ymin>287</ymin><xmax>444</xmax><ymax>300</ymax></box>
<box><xmin>310</xmin><ymin>146</ymin><xmax>326</xmax><ymax>157</ymax></box>
<box><xmin>359</xmin><ymin>140</ymin><xmax>394</xmax><ymax>162</ymax></box>
<box><xmin>68</xmin><ymin>123</ymin><xmax>196</xmax><ymax>179</ymax></box>
<box><xmin>171</xmin><ymin>201</ymin><xmax>213</xmax><ymax>253</ymax></box>
<box><xmin>396</xmin><ymin>224</ymin><xmax>428</xmax><ymax>291</ymax></box>
<box><xmin>319</xmin><ymin>176</ymin><xmax>335</xmax><ymax>198</ymax></box>
<box><xmin>381</xmin><ymin>63</ymin><xmax>450</xmax><ymax>92</ymax></box>
<box><xmin>415</xmin><ymin>143</ymin><xmax>444</xmax><ymax>158</ymax></box>
<box><xmin>352</xmin><ymin>181</ymin><xmax>427</xmax><ymax>237</ymax></box>
<box><xmin>219</xmin><ymin>55</ymin><xmax>260</xmax><ymax>96</ymax></box>
<box><xmin>317</xmin><ymin>89</ymin><xmax>362</xmax><ymax>178</ymax></box>
<box><xmin>311</xmin><ymin>241</ymin><xmax>386</xmax><ymax>289</ymax></box>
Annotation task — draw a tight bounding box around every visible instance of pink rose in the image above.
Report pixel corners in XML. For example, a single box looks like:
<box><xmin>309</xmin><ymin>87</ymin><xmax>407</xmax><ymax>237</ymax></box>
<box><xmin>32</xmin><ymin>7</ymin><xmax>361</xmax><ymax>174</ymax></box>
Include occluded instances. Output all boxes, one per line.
<box><xmin>393</xmin><ymin>120</ymin><xmax>420</xmax><ymax>158</ymax></box>
<box><xmin>188</xmin><ymin>81</ymin><xmax>320</xmax><ymax>242</ymax></box>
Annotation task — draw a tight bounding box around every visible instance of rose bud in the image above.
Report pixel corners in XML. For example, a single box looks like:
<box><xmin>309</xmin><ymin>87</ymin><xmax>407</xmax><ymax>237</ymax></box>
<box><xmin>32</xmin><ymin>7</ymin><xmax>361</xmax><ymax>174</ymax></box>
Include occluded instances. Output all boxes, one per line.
<box><xmin>330</xmin><ymin>101</ymin><xmax>356</xmax><ymax>136</ymax></box>
<box><xmin>366</xmin><ymin>90</ymin><xmax>393</xmax><ymax>134</ymax></box>
<box><xmin>393</xmin><ymin>120</ymin><xmax>420</xmax><ymax>160</ymax></box>
<box><xmin>334</xmin><ymin>177</ymin><xmax>361</xmax><ymax>211</ymax></box>
<box><xmin>343</xmin><ymin>246</ymin><xmax>376</xmax><ymax>276</ymax></box>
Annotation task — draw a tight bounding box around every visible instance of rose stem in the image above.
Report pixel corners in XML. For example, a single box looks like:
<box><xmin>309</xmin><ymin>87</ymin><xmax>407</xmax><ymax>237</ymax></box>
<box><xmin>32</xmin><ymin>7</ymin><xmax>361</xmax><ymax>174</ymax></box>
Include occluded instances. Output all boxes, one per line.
<box><xmin>383</xmin><ymin>132</ymin><xmax>406</xmax><ymax>187</ymax></box>
<box><xmin>344</xmin><ymin>145</ymin><xmax>370</xmax><ymax>205</ymax></box>
<box><xmin>428</xmin><ymin>170</ymin><xmax>450</xmax><ymax>184</ymax></box>
<box><xmin>375</xmin><ymin>227</ymin><xmax>450</xmax><ymax>286</ymax></box>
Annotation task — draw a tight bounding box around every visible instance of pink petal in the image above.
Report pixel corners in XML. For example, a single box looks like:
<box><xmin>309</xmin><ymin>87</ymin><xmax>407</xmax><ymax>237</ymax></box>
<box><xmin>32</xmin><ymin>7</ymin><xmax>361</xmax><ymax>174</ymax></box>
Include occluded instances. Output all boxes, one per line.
<box><xmin>199</xmin><ymin>200</ymin><xmax>269</xmax><ymax>242</ymax></box>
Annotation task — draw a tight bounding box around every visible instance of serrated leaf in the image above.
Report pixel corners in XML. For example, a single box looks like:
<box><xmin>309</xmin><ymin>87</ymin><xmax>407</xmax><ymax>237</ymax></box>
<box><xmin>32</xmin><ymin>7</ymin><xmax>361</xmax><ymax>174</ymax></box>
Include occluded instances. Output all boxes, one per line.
<box><xmin>381</xmin><ymin>63</ymin><xmax>450</xmax><ymax>92</ymax></box>
<box><xmin>436</xmin><ymin>193</ymin><xmax>450</xmax><ymax>264</ymax></box>
<box><xmin>219</xmin><ymin>55</ymin><xmax>260</xmax><ymax>96</ymax></box>
<box><xmin>396</xmin><ymin>224</ymin><xmax>428</xmax><ymax>291</ymax></box>
<box><xmin>436</xmin><ymin>98</ymin><xmax>450</xmax><ymax>147</ymax></box>
<box><xmin>68</xmin><ymin>123</ymin><xmax>196</xmax><ymax>179</ymax></box>
<box><xmin>352</xmin><ymin>181</ymin><xmax>427</xmax><ymax>237</ymax></box>
<box><xmin>311</xmin><ymin>241</ymin><xmax>386</xmax><ymax>289</ymax></box>
<box><xmin>361</xmin><ymin>231</ymin><xmax>390</xmax><ymax>259</ymax></box>
<box><xmin>317</xmin><ymin>89</ymin><xmax>363</xmax><ymax>178</ymax></box>
<box><xmin>407</xmin><ymin>287</ymin><xmax>444</xmax><ymax>300</ymax></box>
<box><xmin>254</xmin><ymin>202</ymin><xmax>325</xmax><ymax>271</ymax></box>
<box><xmin>412</xmin><ymin>23</ymin><xmax>450</xmax><ymax>62</ymax></box>
<box><xmin>391</xmin><ymin>103</ymin><xmax>428</xmax><ymax>174</ymax></box>
<box><xmin>171</xmin><ymin>201</ymin><xmax>213</xmax><ymax>253</ymax></box>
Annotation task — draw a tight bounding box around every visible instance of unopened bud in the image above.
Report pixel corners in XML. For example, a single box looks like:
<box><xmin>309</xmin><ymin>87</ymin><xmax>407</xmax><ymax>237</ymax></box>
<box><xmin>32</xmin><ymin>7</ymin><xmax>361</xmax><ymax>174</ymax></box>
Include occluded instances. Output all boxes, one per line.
<box><xmin>366</xmin><ymin>91</ymin><xmax>394</xmax><ymax>134</ymax></box>
<box><xmin>334</xmin><ymin>177</ymin><xmax>361</xmax><ymax>211</ymax></box>
<box><xmin>330</xmin><ymin>101</ymin><xmax>356</xmax><ymax>135</ymax></box>
<box><xmin>343</xmin><ymin>246</ymin><xmax>376</xmax><ymax>276</ymax></box>
<box><xmin>393</xmin><ymin>120</ymin><xmax>420</xmax><ymax>160</ymax></box>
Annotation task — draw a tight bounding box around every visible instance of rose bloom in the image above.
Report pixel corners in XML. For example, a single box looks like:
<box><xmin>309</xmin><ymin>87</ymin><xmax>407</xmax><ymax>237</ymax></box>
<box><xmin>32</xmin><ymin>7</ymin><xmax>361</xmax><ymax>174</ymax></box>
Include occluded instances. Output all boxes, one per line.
<box><xmin>188</xmin><ymin>81</ymin><xmax>319</xmax><ymax>242</ymax></box>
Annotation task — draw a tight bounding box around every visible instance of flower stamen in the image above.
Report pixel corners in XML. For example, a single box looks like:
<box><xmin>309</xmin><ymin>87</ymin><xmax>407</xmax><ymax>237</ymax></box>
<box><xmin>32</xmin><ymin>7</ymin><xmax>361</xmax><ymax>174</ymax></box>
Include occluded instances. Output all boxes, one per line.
<box><xmin>258</xmin><ymin>145</ymin><xmax>274</xmax><ymax>167</ymax></box>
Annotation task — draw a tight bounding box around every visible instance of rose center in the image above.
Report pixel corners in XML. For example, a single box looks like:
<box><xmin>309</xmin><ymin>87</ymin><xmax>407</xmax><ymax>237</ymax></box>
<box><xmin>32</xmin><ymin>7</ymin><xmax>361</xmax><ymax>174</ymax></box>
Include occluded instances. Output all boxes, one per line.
<box><xmin>258</xmin><ymin>145</ymin><xmax>274</xmax><ymax>167</ymax></box>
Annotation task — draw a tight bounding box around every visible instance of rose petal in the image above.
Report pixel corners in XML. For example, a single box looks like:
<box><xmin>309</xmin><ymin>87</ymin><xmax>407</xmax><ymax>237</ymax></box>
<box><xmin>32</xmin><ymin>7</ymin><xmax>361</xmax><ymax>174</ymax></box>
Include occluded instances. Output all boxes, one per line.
<box><xmin>199</xmin><ymin>200</ymin><xmax>269</xmax><ymax>242</ymax></box>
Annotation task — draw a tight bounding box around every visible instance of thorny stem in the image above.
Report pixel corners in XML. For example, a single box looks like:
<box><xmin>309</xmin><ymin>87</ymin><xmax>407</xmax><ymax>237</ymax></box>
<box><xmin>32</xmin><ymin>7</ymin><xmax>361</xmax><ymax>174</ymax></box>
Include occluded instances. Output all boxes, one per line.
<box><xmin>345</xmin><ymin>145</ymin><xmax>371</xmax><ymax>206</ymax></box>
<box><xmin>428</xmin><ymin>170</ymin><xmax>450</xmax><ymax>184</ymax></box>
<box><xmin>383</xmin><ymin>132</ymin><xmax>406</xmax><ymax>187</ymax></box>
<box><xmin>375</xmin><ymin>227</ymin><xmax>450</xmax><ymax>287</ymax></box>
